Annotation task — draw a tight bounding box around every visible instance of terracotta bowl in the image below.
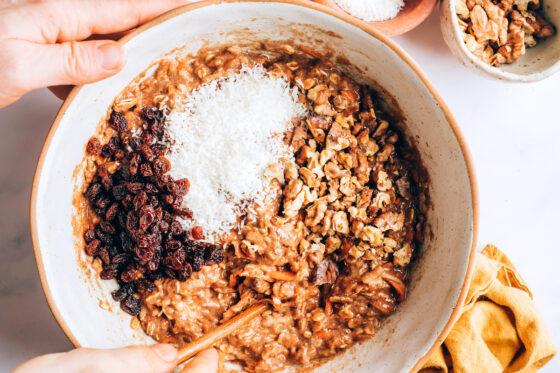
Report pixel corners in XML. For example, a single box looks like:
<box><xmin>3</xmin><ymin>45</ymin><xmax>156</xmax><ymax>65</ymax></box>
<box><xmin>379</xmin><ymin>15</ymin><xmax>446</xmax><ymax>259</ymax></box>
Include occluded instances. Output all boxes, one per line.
<box><xmin>314</xmin><ymin>0</ymin><xmax>439</xmax><ymax>37</ymax></box>
<box><xmin>440</xmin><ymin>0</ymin><xmax>560</xmax><ymax>82</ymax></box>
<box><xmin>31</xmin><ymin>0</ymin><xmax>477</xmax><ymax>372</ymax></box>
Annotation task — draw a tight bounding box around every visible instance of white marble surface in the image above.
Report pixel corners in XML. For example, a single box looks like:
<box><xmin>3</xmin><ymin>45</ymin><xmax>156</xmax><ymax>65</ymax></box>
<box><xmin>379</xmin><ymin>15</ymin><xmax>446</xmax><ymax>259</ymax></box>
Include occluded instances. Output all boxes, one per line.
<box><xmin>0</xmin><ymin>9</ymin><xmax>558</xmax><ymax>372</ymax></box>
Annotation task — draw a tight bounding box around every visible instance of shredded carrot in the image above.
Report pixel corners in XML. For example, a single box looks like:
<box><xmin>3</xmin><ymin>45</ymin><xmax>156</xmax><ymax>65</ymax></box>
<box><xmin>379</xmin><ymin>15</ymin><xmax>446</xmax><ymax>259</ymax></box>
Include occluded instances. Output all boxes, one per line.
<box><xmin>324</xmin><ymin>300</ymin><xmax>333</xmax><ymax>316</ymax></box>
<box><xmin>269</xmin><ymin>271</ymin><xmax>297</xmax><ymax>281</ymax></box>
<box><xmin>299</xmin><ymin>45</ymin><xmax>322</xmax><ymax>59</ymax></box>
<box><xmin>316</xmin><ymin>330</ymin><xmax>335</xmax><ymax>339</ymax></box>
<box><xmin>228</xmin><ymin>274</ymin><xmax>238</xmax><ymax>288</ymax></box>
<box><xmin>382</xmin><ymin>273</ymin><xmax>406</xmax><ymax>302</ymax></box>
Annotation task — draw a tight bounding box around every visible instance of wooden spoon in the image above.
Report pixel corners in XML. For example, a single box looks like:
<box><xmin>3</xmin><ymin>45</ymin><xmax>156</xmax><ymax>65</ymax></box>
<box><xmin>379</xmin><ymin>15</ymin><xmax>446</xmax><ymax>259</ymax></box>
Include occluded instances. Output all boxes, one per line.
<box><xmin>177</xmin><ymin>300</ymin><xmax>271</xmax><ymax>364</ymax></box>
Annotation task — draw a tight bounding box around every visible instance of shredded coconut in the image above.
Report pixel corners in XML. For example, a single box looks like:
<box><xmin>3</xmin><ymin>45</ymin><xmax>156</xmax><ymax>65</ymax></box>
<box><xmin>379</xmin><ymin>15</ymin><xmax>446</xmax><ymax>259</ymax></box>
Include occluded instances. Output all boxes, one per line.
<box><xmin>335</xmin><ymin>0</ymin><xmax>404</xmax><ymax>22</ymax></box>
<box><xmin>164</xmin><ymin>66</ymin><xmax>307</xmax><ymax>239</ymax></box>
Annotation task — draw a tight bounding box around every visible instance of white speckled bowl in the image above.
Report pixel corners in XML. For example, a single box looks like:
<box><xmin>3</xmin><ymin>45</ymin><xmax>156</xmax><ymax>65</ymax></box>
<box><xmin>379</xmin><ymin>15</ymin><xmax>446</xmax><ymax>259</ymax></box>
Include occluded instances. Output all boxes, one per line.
<box><xmin>440</xmin><ymin>0</ymin><xmax>560</xmax><ymax>82</ymax></box>
<box><xmin>31</xmin><ymin>1</ymin><xmax>478</xmax><ymax>372</ymax></box>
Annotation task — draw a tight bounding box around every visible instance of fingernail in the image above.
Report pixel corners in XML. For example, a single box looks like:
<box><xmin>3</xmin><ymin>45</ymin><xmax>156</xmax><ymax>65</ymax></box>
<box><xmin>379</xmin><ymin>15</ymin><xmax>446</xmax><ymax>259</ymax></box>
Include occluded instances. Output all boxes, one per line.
<box><xmin>97</xmin><ymin>42</ymin><xmax>123</xmax><ymax>70</ymax></box>
<box><xmin>152</xmin><ymin>344</ymin><xmax>178</xmax><ymax>363</ymax></box>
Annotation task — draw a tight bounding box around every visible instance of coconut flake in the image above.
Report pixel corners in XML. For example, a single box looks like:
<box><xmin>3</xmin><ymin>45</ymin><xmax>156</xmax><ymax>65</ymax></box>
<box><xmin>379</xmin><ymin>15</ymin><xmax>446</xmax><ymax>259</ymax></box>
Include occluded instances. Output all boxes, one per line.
<box><xmin>164</xmin><ymin>66</ymin><xmax>307</xmax><ymax>239</ymax></box>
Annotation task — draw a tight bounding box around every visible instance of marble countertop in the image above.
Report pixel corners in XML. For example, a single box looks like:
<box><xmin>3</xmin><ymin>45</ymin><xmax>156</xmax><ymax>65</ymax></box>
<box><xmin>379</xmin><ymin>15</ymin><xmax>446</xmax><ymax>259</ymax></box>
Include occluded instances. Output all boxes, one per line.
<box><xmin>0</xmin><ymin>10</ymin><xmax>558</xmax><ymax>372</ymax></box>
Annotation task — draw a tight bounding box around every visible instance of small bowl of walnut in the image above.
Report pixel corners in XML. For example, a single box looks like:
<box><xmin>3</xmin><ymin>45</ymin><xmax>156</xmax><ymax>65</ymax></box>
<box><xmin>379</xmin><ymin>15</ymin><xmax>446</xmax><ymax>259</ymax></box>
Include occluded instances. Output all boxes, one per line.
<box><xmin>440</xmin><ymin>0</ymin><xmax>560</xmax><ymax>82</ymax></box>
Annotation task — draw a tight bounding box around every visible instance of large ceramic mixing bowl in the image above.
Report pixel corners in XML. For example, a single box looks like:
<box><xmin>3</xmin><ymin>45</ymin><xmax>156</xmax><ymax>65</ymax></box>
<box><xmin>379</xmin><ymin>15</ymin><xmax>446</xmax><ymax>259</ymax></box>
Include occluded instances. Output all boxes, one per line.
<box><xmin>31</xmin><ymin>1</ymin><xmax>478</xmax><ymax>371</ymax></box>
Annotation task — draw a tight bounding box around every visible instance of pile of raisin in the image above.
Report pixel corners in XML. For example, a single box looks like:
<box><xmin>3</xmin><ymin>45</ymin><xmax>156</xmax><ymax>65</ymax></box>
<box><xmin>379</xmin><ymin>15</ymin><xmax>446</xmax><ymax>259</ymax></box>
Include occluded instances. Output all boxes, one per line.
<box><xmin>83</xmin><ymin>108</ymin><xmax>223</xmax><ymax>316</ymax></box>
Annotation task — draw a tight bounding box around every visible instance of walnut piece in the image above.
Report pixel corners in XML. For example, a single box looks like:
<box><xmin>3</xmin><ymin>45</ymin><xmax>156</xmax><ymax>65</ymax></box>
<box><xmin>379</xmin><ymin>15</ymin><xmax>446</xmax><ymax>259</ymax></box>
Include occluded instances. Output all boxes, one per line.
<box><xmin>458</xmin><ymin>0</ymin><xmax>555</xmax><ymax>66</ymax></box>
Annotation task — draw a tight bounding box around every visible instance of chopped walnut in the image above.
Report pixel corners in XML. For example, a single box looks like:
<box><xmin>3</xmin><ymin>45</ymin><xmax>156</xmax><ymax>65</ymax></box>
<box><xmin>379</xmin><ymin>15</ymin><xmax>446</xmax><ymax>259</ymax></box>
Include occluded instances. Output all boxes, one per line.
<box><xmin>374</xmin><ymin>212</ymin><xmax>405</xmax><ymax>232</ymax></box>
<box><xmin>393</xmin><ymin>243</ymin><xmax>413</xmax><ymax>266</ymax></box>
<box><xmin>332</xmin><ymin>211</ymin><xmax>350</xmax><ymax>234</ymax></box>
<box><xmin>459</xmin><ymin>0</ymin><xmax>555</xmax><ymax>66</ymax></box>
<box><xmin>325</xmin><ymin>122</ymin><xmax>356</xmax><ymax>151</ymax></box>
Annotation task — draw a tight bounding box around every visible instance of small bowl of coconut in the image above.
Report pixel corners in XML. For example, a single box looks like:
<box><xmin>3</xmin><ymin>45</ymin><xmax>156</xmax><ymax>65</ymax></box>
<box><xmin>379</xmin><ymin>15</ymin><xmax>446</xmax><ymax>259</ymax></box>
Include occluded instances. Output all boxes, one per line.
<box><xmin>314</xmin><ymin>0</ymin><xmax>439</xmax><ymax>36</ymax></box>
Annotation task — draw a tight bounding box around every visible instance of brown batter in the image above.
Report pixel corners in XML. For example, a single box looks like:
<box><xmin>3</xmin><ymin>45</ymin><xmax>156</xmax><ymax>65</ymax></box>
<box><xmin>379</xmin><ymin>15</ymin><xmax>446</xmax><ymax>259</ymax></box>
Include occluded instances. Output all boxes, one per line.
<box><xmin>81</xmin><ymin>43</ymin><xmax>427</xmax><ymax>372</ymax></box>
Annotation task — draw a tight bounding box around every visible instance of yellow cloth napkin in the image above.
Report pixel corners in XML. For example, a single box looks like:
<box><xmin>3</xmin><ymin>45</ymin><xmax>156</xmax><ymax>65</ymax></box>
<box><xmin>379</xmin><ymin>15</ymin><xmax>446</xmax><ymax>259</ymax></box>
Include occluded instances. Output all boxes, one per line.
<box><xmin>420</xmin><ymin>245</ymin><xmax>557</xmax><ymax>373</ymax></box>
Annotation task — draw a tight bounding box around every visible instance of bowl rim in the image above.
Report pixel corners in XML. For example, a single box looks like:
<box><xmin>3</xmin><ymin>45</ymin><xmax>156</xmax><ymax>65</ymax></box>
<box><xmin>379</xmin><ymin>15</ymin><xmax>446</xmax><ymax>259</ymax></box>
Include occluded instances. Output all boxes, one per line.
<box><xmin>29</xmin><ymin>0</ymin><xmax>479</xmax><ymax>371</ymax></box>
<box><xmin>441</xmin><ymin>0</ymin><xmax>560</xmax><ymax>82</ymax></box>
<box><xmin>314</xmin><ymin>0</ymin><xmax>439</xmax><ymax>37</ymax></box>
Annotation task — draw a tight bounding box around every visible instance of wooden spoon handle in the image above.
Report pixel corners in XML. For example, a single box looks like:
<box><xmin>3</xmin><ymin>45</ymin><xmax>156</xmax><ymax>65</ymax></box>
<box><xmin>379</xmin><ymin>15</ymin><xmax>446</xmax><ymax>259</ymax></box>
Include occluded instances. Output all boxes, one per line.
<box><xmin>177</xmin><ymin>300</ymin><xmax>271</xmax><ymax>364</ymax></box>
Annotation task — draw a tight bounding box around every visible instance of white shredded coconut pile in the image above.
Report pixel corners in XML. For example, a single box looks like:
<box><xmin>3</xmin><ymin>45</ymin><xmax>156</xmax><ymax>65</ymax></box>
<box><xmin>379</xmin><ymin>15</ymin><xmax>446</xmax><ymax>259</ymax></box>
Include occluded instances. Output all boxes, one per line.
<box><xmin>335</xmin><ymin>0</ymin><xmax>405</xmax><ymax>22</ymax></box>
<box><xmin>164</xmin><ymin>66</ymin><xmax>307</xmax><ymax>238</ymax></box>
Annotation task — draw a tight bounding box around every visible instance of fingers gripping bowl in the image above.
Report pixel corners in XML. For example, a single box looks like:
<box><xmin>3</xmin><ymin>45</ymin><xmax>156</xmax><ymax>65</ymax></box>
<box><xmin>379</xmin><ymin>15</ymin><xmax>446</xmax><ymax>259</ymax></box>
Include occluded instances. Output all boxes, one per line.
<box><xmin>31</xmin><ymin>1</ymin><xmax>478</xmax><ymax>372</ymax></box>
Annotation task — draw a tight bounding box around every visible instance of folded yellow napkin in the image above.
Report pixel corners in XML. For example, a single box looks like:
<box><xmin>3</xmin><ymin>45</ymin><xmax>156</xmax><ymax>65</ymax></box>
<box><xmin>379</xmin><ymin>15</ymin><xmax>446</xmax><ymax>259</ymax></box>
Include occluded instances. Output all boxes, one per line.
<box><xmin>420</xmin><ymin>245</ymin><xmax>557</xmax><ymax>373</ymax></box>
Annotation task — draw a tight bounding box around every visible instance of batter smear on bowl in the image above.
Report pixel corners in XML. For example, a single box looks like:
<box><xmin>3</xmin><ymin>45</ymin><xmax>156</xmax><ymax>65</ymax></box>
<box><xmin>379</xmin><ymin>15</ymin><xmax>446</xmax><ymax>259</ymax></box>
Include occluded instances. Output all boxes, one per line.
<box><xmin>78</xmin><ymin>44</ymin><xmax>427</xmax><ymax>372</ymax></box>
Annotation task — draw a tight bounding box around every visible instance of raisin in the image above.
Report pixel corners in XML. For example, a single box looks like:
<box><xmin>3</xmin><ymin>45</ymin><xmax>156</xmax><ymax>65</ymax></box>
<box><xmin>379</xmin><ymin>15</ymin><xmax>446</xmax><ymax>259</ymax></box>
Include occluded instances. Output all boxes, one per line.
<box><xmin>205</xmin><ymin>246</ymin><xmax>224</xmax><ymax>265</ymax></box>
<box><xmin>156</xmin><ymin>174</ymin><xmax>171</xmax><ymax>189</ymax></box>
<box><xmin>147</xmin><ymin>259</ymin><xmax>159</xmax><ymax>271</ymax></box>
<box><xmin>135</xmin><ymin>279</ymin><xmax>156</xmax><ymax>295</ymax></box>
<box><xmin>191</xmin><ymin>226</ymin><xmax>204</xmax><ymax>240</ymax></box>
<box><xmin>137</xmin><ymin>234</ymin><xmax>158</xmax><ymax>249</ymax></box>
<box><xmin>164</xmin><ymin>268</ymin><xmax>177</xmax><ymax>279</ymax></box>
<box><xmin>177</xmin><ymin>263</ymin><xmax>192</xmax><ymax>281</ymax></box>
<box><xmin>98</xmin><ymin>247</ymin><xmax>111</xmax><ymax>264</ymax></box>
<box><xmin>100</xmin><ymin>268</ymin><xmax>118</xmax><ymax>280</ymax></box>
<box><xmin>84</xmin><ymin>229</ymin><xmax>96</xmax><ymax>243</ymax></box>
<box><xmin>157</xmin><ymin>220</ymin><xmax>169</xmax><ymax>233</ymax></box>
<box><xmin>84</xmin><ymin>183</ymin><xmax>102</xmax><ymax>201</ymax></box>
<box><xmin>129</xmin><ymin>153</ymin><xmax>140</xmax><ymax>176</ymax></box>
<box><xmin>164</xmin><ymin>254</ymin><xmax>183</xmax><ymax>270</ymax></box>
<box><xmin>101</xmin><ymin>143</ymin><xmax>116</xmax><ymax>158</ymax></box>
<box><xmin>144</xmin><ymin>183</ymin><xmax>159</xmax><ymax>194</ymax></box>
<box><xmin>97</xmin><ymin>164</ymin><xmax>109</xmax><ymax>178</ymax></box>
<box><xmin>149</xmin><ymin>195</ymin><xmax>159</xmax><ymax>207</ymax></box>
<box><xmin>191</xmin><ymin>250</ymin><xmax>205</xmax><ymax>272</ymax></box>
<box><xmin>169</xmin><ymin>221</ymin><xmax>183</xmax><ymax>236</ymax></box>
<box><xmin>112</xmin><ymin>184</ymin><xmax>127</xmax><ymax>201</ymax></box>
<box><xmin>135</xmin><ymin>246</ymin><xmax>154</xmax><ymax>262</ymax></box>
<box><xmin>141</xmin><ymin>132</ymin><xmax>154</xmax><ymax>146</ymax></box>
<box><xmin>94</xmin><ymin>195</ymin><xmax>111</xmax><ymax>209</ymax></box>
<box><xmin>112</xmin><ymin>253</ymin><xmax>130</xmax><ymax>264</ymax></box>
<box><xmin>121</xmin><ymin>194</ymin><xmax>133</xmax><ymax>210</ymax></box>
<box><xmin>174</xmin><ymin>207</ymin><xmax>193</xmax><ymax>219</ymax></box>
<box><xmin>162</xmin><ymin>194</ymin><xmax>174</xmax><ymax>205</ymax></box>
<box><xmin>95</xmin><ymin>226</ymin><xmax>114</xmax><ymax>245</ymax></box>
<box><xmin>109</xmin><ymin>111</ymin><xmax>129</xmax><ymax>132</ymax></box>
<box><xmin>142</xmin><ymin>106</ymin><xmax>159</xmax><ymax>121</ymax></box>
<box><xmin>116</xmin><ymin>164</ymin><xmax>131</xmax><ymax>181</ymax></box>
<box><xmin>175</xmin><ymin>178</ymin><xmax>190</xmax><ymax>197</ymax></box>
<box><xmin>120</xmin><ymin>295</ymin><xmax>141</xmax><ymax>316</ymax></box>
<box><xmin>133</xmin><ymin>190</ymin><xmax>148</xmax><ymax>211</ymax></box>
<box><xmin>126</xmin><ymin>210</ymin><xmax>138</xmax><ymax>232</ymax></box>
<box><xmin>111</xmin><ymin>287</ymin><xmax>128</xmax><ymax>302</ymax></box>
<box><xmin>139</xmin><ymin>144</ymin><xmax>154</xmax><ymax>162</ymax></box>
<box><xmin>165</xmin><ymin>240</ymin><xmax>182</xmax><ymax>251</ymax></box>
<box><xmin>100</xmin><ymin>221</ymin><xmax>116</xmax><ymax>234</ymax></box>
<box><xmin>121</xmin><ymin>267</ymin><xmax>138</xmax><ymax>283</ymax></box>
<box><xmin>153</xmin><ymin>157</ymin><xmax>170</xmax><ymax>176</ymax></box>
<box><xmin>84</xmin><ymin>239</ymin><xmax>101</xmax><ymax>256</ymax></box>
<box><xmin>126</xmin><ymin>182</ymin><xmax>144</xmax><ymax>194</ymax></box>
<box><xmin>128</xmin><ymin>136</ymin><xmax>141</xmax><ymax>150</ymax></box>
<box><xmin>139</xmin><ymin>204</ymin><xmax>156</xmax><ymax>231</ymax></box>
<box><xmin>120</xmin><ymin>231</ymin><xmax>133</xmax><ymax>251</ymax></box>
<box><xmin>105</xmin><ymin>203</ymin><xmax>119</xmax><ymax>221</ymax></box>
<box><xmin>86</xmin><ymin>137</ymin><xmax>102</xmax><ymax>156</ymax></box>
<box><xmin>139</xmin><ymin>163</ymin><xmax>153</xmax><ymax>177</ymax></box>
<box><xmin>165</xmin><ymin>181</ymin><xmax>179</xmax><ymax>195</ymax></box>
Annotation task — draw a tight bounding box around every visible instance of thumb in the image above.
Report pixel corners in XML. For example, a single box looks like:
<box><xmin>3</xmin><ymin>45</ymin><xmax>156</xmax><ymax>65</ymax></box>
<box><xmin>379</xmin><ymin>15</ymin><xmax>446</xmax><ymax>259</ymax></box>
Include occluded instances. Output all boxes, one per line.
<box><xmin>16</xmin><ymin>39</ymin><xmax>125</xmax><ymax>90</ymax></box>
<box><xmin>180</xmin><ymin>348</ymin><xmax>219</xmax><ymax>373</ymax></box>
<box><xmin>13</xmin><ymin>343</ymin><xmax>178</xmax><ymax>373</ymax></box>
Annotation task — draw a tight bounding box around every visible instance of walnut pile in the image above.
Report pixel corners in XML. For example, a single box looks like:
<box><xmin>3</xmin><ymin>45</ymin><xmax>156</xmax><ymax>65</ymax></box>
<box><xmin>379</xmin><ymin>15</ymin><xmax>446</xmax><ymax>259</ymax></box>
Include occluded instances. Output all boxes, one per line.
<box><xmin>456</xmin><ymin>0</ymin><xmax>555</xmax><ymax>66</ymax></box>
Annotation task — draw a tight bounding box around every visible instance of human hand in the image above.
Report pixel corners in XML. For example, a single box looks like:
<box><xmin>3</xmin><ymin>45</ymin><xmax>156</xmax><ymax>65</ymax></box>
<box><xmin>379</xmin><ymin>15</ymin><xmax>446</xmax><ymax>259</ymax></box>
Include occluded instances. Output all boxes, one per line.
<box><xmin>0</xmin><ymin>0</ymin><xmax>192</xmax><ymax>108</ymax></box>
<box><xmin>13</xmin><ymin>344</ymin><xmax>219</xmax><ymax>373</ymax></box>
